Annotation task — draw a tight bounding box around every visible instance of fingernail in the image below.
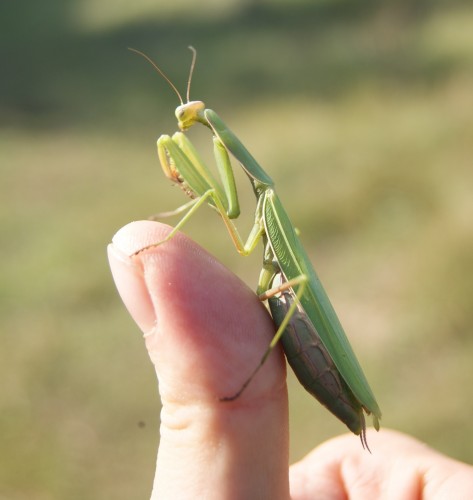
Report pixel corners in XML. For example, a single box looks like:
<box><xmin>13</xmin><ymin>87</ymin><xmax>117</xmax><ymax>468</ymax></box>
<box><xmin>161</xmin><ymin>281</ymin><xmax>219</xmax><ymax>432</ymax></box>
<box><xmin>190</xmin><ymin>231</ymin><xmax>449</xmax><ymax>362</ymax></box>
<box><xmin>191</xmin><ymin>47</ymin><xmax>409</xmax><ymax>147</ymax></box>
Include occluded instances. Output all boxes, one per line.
<box><xmin>107</xmin><ymin>241</ymin><xmax>157</xmax><ymax>334</ymax></box>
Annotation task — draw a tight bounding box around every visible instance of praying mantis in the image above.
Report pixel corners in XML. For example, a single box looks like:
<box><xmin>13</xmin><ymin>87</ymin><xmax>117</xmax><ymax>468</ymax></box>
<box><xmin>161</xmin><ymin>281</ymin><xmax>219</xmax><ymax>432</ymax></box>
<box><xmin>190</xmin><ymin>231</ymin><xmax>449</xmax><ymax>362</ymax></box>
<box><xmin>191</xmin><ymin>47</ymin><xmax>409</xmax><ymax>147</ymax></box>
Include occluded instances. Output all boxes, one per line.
<box><xmin>130</xmin><ymin>47</ymin><xmax>381</xmax><ymax>448</ymax></box>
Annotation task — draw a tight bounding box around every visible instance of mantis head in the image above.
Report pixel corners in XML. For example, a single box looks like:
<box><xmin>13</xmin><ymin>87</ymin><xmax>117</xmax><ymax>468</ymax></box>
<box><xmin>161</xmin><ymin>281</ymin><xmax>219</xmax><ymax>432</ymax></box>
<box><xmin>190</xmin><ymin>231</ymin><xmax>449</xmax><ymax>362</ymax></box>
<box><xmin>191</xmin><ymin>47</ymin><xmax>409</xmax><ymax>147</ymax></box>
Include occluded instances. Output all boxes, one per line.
<box><xmin>175</xmin><ymin>101</ymin><xmax>206</xmax><ymax>131</ymax></box>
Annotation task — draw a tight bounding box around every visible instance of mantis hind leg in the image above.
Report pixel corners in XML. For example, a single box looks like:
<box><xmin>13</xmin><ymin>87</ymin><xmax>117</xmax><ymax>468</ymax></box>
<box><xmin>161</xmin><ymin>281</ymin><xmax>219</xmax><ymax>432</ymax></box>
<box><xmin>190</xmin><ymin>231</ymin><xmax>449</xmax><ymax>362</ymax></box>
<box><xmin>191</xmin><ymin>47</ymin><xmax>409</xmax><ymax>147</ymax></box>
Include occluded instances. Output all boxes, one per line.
<box><xmin>220</xmin><ymin>275</ymin><xmax>308</xmax><ymax>401</ymax></box>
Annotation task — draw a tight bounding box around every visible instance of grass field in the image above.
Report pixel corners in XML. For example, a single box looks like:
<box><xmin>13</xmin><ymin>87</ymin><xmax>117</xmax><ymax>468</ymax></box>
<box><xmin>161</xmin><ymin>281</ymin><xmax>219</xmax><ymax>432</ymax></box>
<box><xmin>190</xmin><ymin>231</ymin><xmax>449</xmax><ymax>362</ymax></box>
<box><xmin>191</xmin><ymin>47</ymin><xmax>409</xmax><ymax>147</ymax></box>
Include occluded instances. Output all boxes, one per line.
<box><xmin>1</xmin><ymin>0</ymin><xmax>473</xmax><ymax>497</ymax></box>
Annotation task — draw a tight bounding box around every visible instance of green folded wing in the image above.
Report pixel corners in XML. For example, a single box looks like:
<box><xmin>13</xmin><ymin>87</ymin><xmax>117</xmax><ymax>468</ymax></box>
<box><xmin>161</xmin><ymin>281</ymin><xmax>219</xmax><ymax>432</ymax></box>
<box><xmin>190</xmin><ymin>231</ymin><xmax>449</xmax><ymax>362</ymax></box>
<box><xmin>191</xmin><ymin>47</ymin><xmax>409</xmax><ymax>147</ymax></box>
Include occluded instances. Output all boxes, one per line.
<box><xmin>263</xmin><ymin>190</ymin><xmax>381</xmax><ymax>422</ymax></box>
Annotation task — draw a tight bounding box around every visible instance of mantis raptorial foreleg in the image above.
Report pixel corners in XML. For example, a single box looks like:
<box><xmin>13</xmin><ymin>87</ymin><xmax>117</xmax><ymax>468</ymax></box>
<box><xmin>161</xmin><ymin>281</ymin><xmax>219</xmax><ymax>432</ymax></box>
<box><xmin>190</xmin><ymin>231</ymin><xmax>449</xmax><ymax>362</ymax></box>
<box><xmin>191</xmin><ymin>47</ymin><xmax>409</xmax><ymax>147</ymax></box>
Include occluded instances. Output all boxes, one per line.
<box><xmin>135</xmin><ymin>132</ymin><xmax>264</xmax><ymax>256</ymax></box>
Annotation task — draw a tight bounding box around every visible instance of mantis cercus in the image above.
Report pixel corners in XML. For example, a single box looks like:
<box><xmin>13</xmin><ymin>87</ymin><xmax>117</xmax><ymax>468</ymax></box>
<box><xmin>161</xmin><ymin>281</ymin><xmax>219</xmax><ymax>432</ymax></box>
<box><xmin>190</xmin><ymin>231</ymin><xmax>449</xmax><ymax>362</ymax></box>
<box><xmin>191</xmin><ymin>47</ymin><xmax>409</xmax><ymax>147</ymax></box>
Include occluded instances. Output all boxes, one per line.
<box><xmin>130</xmin><ymin>47</ymin><xmax>382</xmax><ymax>448</ymax></box>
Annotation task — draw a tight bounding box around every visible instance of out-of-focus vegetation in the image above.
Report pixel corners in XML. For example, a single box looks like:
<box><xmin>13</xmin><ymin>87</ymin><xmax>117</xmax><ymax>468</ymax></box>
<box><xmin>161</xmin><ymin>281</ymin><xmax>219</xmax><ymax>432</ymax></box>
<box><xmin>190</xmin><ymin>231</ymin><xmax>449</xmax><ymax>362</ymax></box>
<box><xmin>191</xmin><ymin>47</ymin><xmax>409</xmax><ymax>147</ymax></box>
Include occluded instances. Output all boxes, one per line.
<box><xmin>1</xmin><ymin>0</ymin><xmax>472</xmax><ymax>497</ymax></box>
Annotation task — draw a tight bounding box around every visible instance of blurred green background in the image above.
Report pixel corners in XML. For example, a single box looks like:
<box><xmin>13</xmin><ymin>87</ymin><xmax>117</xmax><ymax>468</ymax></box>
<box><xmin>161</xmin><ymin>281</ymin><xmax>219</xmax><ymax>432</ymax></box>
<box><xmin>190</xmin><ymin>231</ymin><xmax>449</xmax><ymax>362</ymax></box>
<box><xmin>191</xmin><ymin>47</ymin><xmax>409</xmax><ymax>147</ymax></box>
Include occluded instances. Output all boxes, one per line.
<box><xmin>1</xmin><ymin>0</ymin><xmax>472</xmax><ymax>497</ymax></box>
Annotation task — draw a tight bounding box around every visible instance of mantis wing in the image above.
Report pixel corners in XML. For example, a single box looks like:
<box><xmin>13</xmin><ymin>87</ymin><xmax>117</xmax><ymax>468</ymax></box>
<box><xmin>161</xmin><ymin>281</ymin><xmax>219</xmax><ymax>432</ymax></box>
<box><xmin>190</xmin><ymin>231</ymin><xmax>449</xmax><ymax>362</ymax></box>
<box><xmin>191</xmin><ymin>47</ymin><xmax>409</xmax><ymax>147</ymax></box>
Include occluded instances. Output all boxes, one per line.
<box><xmin>263</xmin><ymin>190</ymin><xmax>381</xmax><ymax>426</ymax></box>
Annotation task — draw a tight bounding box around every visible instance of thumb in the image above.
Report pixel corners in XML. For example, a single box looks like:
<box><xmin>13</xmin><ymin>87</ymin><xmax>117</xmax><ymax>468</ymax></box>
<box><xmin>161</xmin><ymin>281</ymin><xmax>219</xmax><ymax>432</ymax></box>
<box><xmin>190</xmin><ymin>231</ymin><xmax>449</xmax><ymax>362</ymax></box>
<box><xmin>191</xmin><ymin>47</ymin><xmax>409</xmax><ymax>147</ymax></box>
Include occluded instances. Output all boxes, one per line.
<box><xmin>108</xmin><ymin>221</ymin><xmax>289</xmax><ymax>499</ymax></box>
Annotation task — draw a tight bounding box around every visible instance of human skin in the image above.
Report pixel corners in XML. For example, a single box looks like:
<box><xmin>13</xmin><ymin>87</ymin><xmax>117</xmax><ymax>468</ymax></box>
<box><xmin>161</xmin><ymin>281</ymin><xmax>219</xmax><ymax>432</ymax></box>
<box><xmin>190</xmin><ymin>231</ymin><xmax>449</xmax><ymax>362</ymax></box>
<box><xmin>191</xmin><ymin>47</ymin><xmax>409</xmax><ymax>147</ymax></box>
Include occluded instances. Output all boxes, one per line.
<box><xmin>108</xmin><ymin>220</ymin><xmax>473</xmax><ymax>500</ymax></box>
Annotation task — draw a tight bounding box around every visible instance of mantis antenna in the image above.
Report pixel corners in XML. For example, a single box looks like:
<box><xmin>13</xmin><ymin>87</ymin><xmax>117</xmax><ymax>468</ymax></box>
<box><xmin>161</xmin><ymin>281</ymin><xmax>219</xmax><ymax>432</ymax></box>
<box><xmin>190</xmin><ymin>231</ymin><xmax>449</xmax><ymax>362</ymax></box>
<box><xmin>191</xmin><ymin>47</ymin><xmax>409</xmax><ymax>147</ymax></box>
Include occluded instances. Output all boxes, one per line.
<box><xmin>128</xmin><ymin>46</ymin><xmax>198</xmax><ymax>106</ymax></box>
<box><xmin>186</xmin><ymin>46</ymin><xmax>197</xmax><ymax>102</ymax></box>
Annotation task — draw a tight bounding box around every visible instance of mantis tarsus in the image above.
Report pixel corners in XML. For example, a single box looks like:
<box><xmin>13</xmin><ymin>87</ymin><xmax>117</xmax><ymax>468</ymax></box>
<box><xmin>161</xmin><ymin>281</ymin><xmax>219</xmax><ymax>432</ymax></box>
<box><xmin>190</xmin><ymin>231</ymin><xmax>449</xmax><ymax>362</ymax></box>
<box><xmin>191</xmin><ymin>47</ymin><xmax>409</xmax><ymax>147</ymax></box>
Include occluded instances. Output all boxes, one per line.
<box><xmin>130</xmin><ymin>47</ymin><xmax>382</xmax><ymax>448</ymax></box>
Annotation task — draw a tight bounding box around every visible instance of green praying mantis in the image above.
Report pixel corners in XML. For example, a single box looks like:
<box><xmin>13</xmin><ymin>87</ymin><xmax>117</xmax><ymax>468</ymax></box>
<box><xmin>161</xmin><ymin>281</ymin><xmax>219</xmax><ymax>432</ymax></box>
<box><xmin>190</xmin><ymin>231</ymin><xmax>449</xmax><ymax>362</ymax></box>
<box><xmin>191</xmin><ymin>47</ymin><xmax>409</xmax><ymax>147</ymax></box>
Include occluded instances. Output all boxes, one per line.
<box><xmin>130</xmin><ymin>47</ymin><xmax>381</xmax><ymax>448</ymax></box>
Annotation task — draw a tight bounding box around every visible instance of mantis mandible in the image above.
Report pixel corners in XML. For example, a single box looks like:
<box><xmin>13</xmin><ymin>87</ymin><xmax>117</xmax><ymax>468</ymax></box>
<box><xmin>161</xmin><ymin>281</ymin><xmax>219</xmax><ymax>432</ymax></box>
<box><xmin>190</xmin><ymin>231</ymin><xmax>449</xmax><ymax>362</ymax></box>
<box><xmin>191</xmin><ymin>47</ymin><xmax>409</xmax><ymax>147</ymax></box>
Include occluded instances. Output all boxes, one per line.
<box><xmin>130</xmin><ymin>47</ymin><xmax>382</xmax><ymax>448</ymax></box>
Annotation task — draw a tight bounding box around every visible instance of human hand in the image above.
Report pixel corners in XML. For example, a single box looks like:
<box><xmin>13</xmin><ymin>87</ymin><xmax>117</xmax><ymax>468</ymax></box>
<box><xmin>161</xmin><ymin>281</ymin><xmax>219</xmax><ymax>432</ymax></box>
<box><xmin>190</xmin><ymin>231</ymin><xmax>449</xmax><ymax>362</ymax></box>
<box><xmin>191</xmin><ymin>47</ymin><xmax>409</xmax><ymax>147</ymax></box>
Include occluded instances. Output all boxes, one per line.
<box><xmin>108</xmin><ymin>221</ymin><xmax>473</xmax><ymax>499</ymax></box>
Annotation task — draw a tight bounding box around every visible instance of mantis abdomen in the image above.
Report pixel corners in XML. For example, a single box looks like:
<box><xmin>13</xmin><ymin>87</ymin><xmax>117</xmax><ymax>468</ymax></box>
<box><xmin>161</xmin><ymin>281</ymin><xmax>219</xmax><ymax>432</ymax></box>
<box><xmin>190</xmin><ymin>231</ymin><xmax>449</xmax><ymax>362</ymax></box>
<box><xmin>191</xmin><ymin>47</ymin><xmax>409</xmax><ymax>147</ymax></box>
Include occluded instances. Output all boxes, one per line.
<box><xmin>268</xmin><ymin>282</ymin><xmax>368</xmax><ymax>442</ymax></box>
